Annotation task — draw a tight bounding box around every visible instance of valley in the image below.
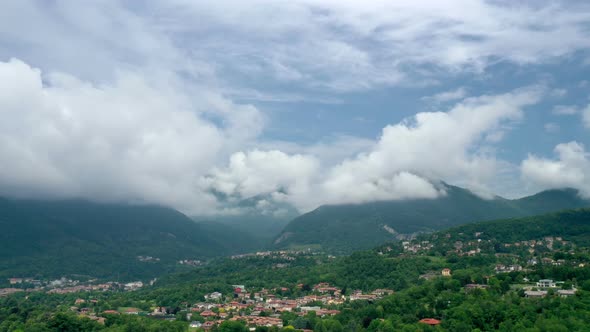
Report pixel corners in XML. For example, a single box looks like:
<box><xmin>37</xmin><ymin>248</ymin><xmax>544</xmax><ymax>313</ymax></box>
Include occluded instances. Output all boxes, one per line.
<box><xmin>2</xmin><ymin>208</ymin><xmax>590</xmax><ymax>331</ymax></box>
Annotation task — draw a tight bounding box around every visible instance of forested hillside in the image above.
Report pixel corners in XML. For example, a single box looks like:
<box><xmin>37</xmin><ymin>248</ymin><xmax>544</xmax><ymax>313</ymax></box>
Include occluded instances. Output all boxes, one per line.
<box><xmin>274</xmin><ymin>185</ymin><xmax>590</xmax><ymax>252</ymax></box>
<box><xmin>0</xmin><ymin>197</ymin><xmax>261</xmax><ymax>280</ymax></box>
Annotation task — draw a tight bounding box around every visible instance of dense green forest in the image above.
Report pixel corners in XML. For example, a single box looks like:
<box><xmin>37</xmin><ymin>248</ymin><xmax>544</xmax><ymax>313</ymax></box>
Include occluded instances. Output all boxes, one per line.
<box><xmin>0</xmin><ymin>197</ymin><xmax>264</xmax><ymax>280</ymax></box>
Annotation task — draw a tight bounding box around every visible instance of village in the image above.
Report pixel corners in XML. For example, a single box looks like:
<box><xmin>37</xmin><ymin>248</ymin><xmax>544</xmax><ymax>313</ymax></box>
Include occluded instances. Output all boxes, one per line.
<box><xmin>60</xmin><ymin>282</ymin><xmax>395</xmax><ymax>330</ymax></box>
<box><xmin>0</xmin><ymin>276</ymin><xmax>150</xmax><ymax>297</ymax></box>
<box><xmin>2</xmin><ymin>239</ymin><xmax>587</xmax><ymax>331</ymax></box>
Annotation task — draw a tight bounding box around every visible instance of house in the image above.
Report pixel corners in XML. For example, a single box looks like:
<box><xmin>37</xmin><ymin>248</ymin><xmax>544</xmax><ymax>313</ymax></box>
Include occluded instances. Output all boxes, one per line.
<box><xmin>124</xmin><ymin>308</ymin><xmax>141</xmax><ymax>315</ymax></box>
<box><xmin>557</xmin><ymin>289</ymin><xmax>577</xmax><ymax>297</ymax></box>
<box><xmin>231</xmin><ymin>316</ymin><xmax>283</xmax><ymax>328</ymax></box>
<box><xmin>232</xmin><ymin>285</ymin><xmax>246</xmax><ymax>293</ymax></box>
<box><xmin>103</xmin><ymin>310</ymin><xmax>119</xmax><ymax>315</ymax></box>
<box><xmin>8</xmin><ymin>278</ymin><xmax>23</xmax><ymax>285</ymax></box>
<box><xmin>419</xmin><ymin>318</ymin><xmax>441</xmax><ymax>326</ymax></box>
<box><xmin>75</xmin><ymin>299</ymin><xmax>86</xmax><ymax>305</ymax></box>
<box><xmin>495</xmin><ymin>264</ymin><xmax>523</xmax><ymax>273</ymax></box>
<box><xmin>317</xmin><ymin>309</ymin><xmax>340</xmax><ymax>317</ymax></box>
<box><xmin>205</xmin><ymin>292</ymin><xmax>223</xmax><ymax>301</ymax></box>
<box><xmin>525</xmin><ymin>290</ymin><xmax>547</xmax><ymax>298</ymax></box>
<box><xmin>372</xmin><ymin>289</ymin><xmax>394</xmax><ymax>296</ymax></box>
<box><xmin>124</xmin><ymin>281</ymin><xmax>143</xmax><ymax>291</ymax></box>
<box><xmin>200</xmin><ymin>310</ymin><xmax>217</xmax><ymax>317</ymax></box>
<box><xmin>190</xmin><ymin>321</ymin><xmax>202</xmax><ymax>328</ymax></box>
<box><xmin>441</xmin><ymin>268</ymin><xmax>451</xmax><ymax>277</ymax></box>
<box><xmin>536</xmin><ymin>279</ymin><xmax>556</xmax><ymax>288</ymax></box>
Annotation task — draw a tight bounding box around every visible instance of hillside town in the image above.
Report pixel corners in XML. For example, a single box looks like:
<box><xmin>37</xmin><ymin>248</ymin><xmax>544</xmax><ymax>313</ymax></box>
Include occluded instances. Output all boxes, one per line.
<box><xmin>60</xmin><ymin>282</ymin><xmax>395</xmax><ymax>329</ymax></box>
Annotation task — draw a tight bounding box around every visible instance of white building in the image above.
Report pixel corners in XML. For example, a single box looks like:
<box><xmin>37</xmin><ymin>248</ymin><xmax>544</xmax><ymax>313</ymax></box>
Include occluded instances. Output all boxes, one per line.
<box><xmin>205</xmin><ymin>291</ymin><xmax>223</xmax><ymax>301</ymax></box>
<box><xmin>536</xmin><ymin>279</ymin><xmax>556</xmax><ymax>288</ymax></box>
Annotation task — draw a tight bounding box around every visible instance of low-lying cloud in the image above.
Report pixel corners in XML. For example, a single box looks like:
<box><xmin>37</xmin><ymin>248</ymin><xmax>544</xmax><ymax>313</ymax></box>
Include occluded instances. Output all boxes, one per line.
<box><xmin>206</xmin><ymin>87</ymin><xmax>543</xmax><ymax>211</ymax></box>
<box><xmin>0</xmin><ymin>59</ymin><xmax>260</xmax><ymax>214</ymax></box>
<box><xmin>0</xmin><ymin>58</ymin><xmax>550</xmax><ymax>215</ymax></box>
<box><xmin>522</xmin><ymin>142</ymin><xmax>590</xmax><ymax>197</ymax></box>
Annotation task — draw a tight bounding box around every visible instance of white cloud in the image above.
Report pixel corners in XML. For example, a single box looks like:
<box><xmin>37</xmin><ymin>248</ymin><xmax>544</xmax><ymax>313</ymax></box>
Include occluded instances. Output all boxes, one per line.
<box><xmin>552</xmin><ymin>104</ymin><xmax>590</xmax><ymax>128</ymax></box>
<box><xmin>0</xmin><ymin>1</ymin><xmax>582</xmax><ymax>216</ymax></box>
<box><xmin>142</xmin><ymin>0</ymin><xmax>590</xmax><ymax>91</ymax></box>
<box><xmin>552</xmin><ymin>105</ymin><xmax>581</xmax><ymax>115</ymax></box>
<box><xmin>550</xmin><ymin>88</ymin><xmax>567</xmax><ymax>98</ymax></box>
<box><xmin>544</xmin><ymin>123</ymin><xmax>560</xmax><ymax>133</ymax></box>
<box><xmin>206</xmin><ymin>86</ymin><xmax>543</xmax><ymax>211</ymax></box>
<box><xmin>0</xmin><ymin>58</ymin><xmax>262</xmax><ymax>215</ymax></box>
<box><xmin>312</xmin><ymin>87</ymin><xmax>541</xmax><ymax>204</ymax></box>
<box><xmin>423</xmin><ymin>87</ymin><xmax>467</xmax><ymax>103</ymax></box>
<box><xmin>204</xmin><ymin>150</ymin><xmax>319</xmax><ymax>200</ymax></box>
<box><xmin>0</xmin><ymin>57</ymin><xmax>550</xmax><ymax>214</ymax></box>
<box><xmin>521</xmin><ymin>142</ymin><xmax>590</xmax><ymax>197</ymax></box>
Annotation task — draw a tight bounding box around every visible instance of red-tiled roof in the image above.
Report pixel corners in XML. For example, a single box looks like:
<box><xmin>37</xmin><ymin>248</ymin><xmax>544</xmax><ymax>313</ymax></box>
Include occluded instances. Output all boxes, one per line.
<box><xmin>419</xmin><ymin>318</ymin><xmax>441</xmax><ymax>325</ymax></box>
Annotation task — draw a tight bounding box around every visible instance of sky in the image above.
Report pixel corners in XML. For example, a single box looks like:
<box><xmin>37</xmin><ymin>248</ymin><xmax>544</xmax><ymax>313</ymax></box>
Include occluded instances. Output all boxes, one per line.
<box><xmin>0</xmin><ymin>0</ymin><xmax>589</xmax><ymax>216</ymax></box>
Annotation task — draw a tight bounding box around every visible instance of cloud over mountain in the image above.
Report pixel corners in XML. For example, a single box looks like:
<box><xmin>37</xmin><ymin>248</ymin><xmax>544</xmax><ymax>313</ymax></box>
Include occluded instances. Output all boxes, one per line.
<box><xmin>522</xmin><ymin>142</ymin><xmax>590</xmax><ymax>198</ymax></box>
<box><xmin>0</xmin><ymin>59</ymin><xmax>260</xmax><ymax>214</ymax></box>
<box><xmin>206</xmin><ymin>87</ymin><xmax>543</xmax><ymax>210</ymax></box>
<box><xmin>0</xmin><ymin>1</ymin><xmax>589</xmax><ymax>215</ymax></box>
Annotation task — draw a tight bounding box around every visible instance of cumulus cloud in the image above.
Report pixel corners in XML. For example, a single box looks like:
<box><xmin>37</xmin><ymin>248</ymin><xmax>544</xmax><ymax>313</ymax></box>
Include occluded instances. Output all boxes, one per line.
<box><xmin>0</xmin><ymin>1</ymin><xmax>581</xmax><ymax>216</ymax></box>
<box><xmin>0</xmin><ymin>57</ymin><xmax>550</xmax><ymax>214</ymax></box>
<box><xmin>204</xmin><ymin>150</ymin><xmax>319</xmax><ymax>200</ymax></box>
<box><xmin>521</xmin><ymin>142</ymin><xmax>590</xmax><ymax>197</ymax></box>
<box><xmin>206</xmin><ymin>86</ymin><xmax>543</xmax><ymax>211</ymax></box>
<box><xmin>0</xmin><ymin>58</ymin><xmax>262</xmax><ymax>214</ymax></box>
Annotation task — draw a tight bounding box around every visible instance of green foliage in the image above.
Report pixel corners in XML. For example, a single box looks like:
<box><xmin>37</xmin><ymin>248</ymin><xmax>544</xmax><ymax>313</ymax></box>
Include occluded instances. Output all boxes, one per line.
<box><xmin>0</xmin><ymin>197</ymin><xmax>264</xmax><ymax>280</ymax></box>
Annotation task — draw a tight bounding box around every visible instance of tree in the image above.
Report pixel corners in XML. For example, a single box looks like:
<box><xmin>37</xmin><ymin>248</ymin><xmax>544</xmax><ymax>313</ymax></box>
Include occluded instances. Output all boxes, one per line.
<box><xmin>219</xmin><ymin>320</ymin><xmax>249</xmax><ymax>332</ymax></box>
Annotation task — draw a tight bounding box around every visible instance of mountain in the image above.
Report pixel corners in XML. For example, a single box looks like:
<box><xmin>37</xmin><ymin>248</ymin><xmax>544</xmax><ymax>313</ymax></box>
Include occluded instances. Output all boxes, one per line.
<box><xmin>431</xmin><ymin>208</ymin><xmax>590</xmax><ymax>249</ymax></box>
<box><xmin>273</xmin><ymin>184</ymin><xmax>590</xmax><ymax>253</ymax></box>
<box><xmin>193</xmin><ymin>193</ymin><xmax>299</xmax><ymax>241</ymax></box>
<box><xmin>0</xmin><ymin>197</ymin><xmax>260</xmax><ymax>280</ymax></box>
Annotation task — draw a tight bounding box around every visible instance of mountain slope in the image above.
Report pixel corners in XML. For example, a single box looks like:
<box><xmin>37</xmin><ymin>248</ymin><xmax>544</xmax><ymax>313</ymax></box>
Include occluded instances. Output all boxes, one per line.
<box><xmin>416</xmin><ymin>208</ymin><xmax>590</xmax><ymax>256</ymax></box>
<box><xmin>0</xmin><ymin>198</ymin><xmax>259</xmax><ymax>280</ymax></box>
<box><xmin>432</xmin><ymin>208</ymin><xmax>590</xmax><ymax>248</ymax></box>
<box><xmin>274</xmin><ymin>185</ymin><xmax>590</xmax><ymax>253</ymax></box>
<box><xmin>193</xmin><ymin>193</ymin><xmax>298</xmax><ymax>241</ymax></box>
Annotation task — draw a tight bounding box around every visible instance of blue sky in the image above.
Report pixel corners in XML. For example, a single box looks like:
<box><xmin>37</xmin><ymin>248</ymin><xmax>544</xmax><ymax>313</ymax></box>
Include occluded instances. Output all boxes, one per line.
<box><xmin>0</xmin><ymin>1</ymin><xmax>589</xmax><ymax>215</ymax></box>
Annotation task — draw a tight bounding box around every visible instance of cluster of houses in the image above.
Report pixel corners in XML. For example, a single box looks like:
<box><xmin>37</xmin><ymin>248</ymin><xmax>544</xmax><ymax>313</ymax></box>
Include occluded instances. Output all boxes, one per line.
<box><xmin>8</xmin><ymin>277</ymin><xmax>41</xmax><ymax>285</ymax></box>
<box><xmin>179</xmin><ymin>259</ymin><xmax>203</xmax><ymax>266</ymax></box>
<box><xmin>137</xmin><ymin>255</ymin><xmax>160</xmax><ymax>262</ymax></box>
<box><xmin>523</xmin><ymin>279</ymin><xmax>578</xmax><ymax>298</ymax></box>
<box><xmin>48</xmin><ymin>283</ymin><xmax>115</xmax><ymax>294</ymax></box>
<box><xmin>177</xmin><ymin>283</ymin><xmax>394</xmax><ymax>330</ymax></box>
<box><xmin>450</xmin><ymin>238</ymin><xmax>489</xmax><ymax>257</ymax></box>
<box><xmin>494</xmin><ymin>264</ymin><xmax>524</xmax><ymax>273</ymax></box>
<box><xmin>231</xmin><ymin>250</ymin><xmax>314</xmax><ymax>261</ymax></box>
<box><xmin>0</xmin><ymin>288</ymin><xmax>23</xmax><ymax>297</ymax></box>
<box><xmin>503</xmin><ymin>237</ymin><xmax>570</xmax><ymax>251</ymax></box>
<box><xmin>401</xmin><ymin>241</ymin><xmax>433</xmax><ymax>254</ymax></box>
<box><xmin>3</xmin><ymin>276</ymin><xmax>147</xmax><ymax>295</ymax></box>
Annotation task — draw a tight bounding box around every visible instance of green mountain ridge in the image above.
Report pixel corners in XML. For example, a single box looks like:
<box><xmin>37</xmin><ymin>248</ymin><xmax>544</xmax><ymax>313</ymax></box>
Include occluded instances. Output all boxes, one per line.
<box><xmin>274</xmin><ymin>185</ymin><xmax>590</xmax><ymax>253</ymax></box>
<box><xmin>431</xmin><ymin>207</ymin><xmax>590</xmax><ymax>248</ymax></box>
<box><xmin>0</xmin><ymin>197</ymin><xmax>260</xmax><ymax>280</ymax></box>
